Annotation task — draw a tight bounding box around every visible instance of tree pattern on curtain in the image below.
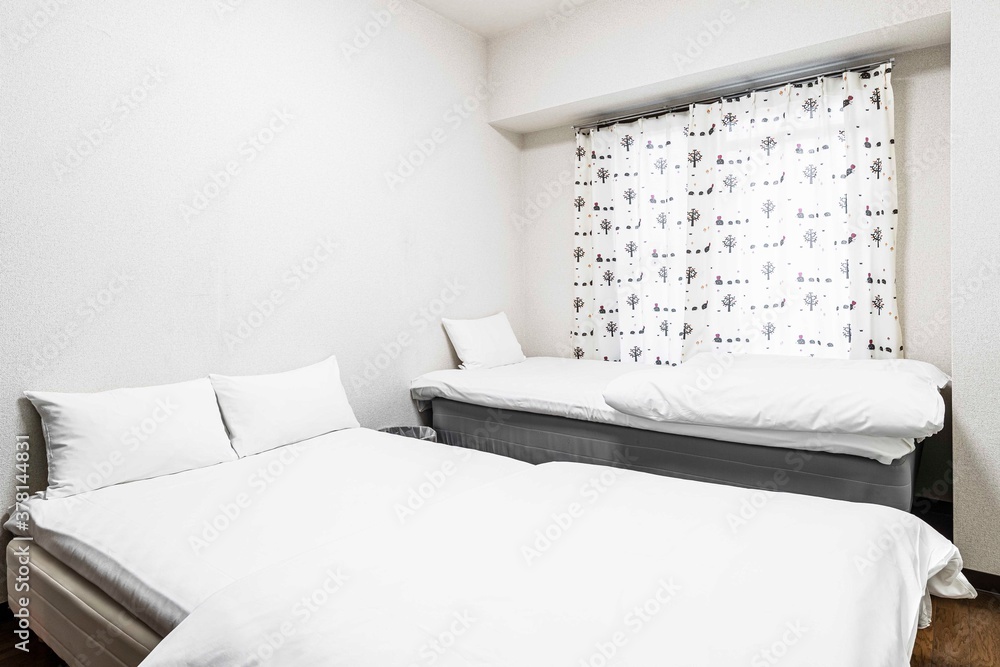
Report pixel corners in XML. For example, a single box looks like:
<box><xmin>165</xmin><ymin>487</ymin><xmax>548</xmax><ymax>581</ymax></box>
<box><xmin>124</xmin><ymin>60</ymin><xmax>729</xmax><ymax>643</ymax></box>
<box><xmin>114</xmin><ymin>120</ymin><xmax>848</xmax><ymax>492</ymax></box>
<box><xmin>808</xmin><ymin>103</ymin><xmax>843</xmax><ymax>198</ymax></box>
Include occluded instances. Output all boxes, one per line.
<box><xmin>571</xmin><ymin>65</ymin><xmax>900</xmax><ymax>364</ymax></box>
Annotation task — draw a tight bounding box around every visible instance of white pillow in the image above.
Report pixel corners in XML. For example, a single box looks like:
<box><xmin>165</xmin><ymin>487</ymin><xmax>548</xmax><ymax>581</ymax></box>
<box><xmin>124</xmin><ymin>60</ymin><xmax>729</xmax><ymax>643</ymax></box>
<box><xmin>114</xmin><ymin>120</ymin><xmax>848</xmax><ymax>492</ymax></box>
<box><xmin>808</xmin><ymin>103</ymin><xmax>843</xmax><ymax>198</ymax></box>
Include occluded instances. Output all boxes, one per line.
<box><xmin>25</xmin><ymin>379</ymin><xmax>237</xmax><ymax>499</ymax></box>
<box><xmin>210</xmin><ymin>356</ymin><xmax>359</xmax><ymax>457</ymax></box>
<box><xmin>603</xmin><ymin>353</ymin><xmax>949</xmax><ymax>438</ymax></box>
<box><xmin>441</xmin><ymin>312</ymin><xmax>526</xmax><ymax>370</ymax></box>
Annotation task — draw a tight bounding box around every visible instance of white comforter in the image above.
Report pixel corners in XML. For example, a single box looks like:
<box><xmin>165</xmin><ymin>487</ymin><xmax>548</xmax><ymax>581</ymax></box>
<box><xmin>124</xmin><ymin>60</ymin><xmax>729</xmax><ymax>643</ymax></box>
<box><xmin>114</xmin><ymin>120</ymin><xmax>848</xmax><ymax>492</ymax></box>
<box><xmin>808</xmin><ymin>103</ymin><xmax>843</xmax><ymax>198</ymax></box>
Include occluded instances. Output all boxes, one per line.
<box><xmin>604</xmin><ymin>353</ymin><xmax>949</xmax><ymax>438</ymax></box>
<box><xmin>411</xmin><ymin>357</ymin><xmax>916</xmax><ymax>462</ymax></box>
<box><xmin>5</xmin><ymin>428</ymin><xmax>528</xmax><ymax>635</ymax></box>
<box><xmin>141</xmin><ymin>460</ymin><xmax>974</xmax><ymax>667</ymax></box>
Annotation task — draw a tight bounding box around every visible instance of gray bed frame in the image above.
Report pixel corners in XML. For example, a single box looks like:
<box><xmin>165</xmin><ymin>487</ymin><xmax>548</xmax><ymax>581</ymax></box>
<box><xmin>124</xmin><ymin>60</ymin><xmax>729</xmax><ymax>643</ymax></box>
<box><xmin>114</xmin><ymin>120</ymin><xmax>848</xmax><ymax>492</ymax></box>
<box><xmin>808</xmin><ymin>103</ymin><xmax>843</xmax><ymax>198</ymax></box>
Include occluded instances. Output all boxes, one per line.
<box><xmin>429</xmin><ymin>398</ymin><xmax>922</xmax><ymax>511</ymax></box>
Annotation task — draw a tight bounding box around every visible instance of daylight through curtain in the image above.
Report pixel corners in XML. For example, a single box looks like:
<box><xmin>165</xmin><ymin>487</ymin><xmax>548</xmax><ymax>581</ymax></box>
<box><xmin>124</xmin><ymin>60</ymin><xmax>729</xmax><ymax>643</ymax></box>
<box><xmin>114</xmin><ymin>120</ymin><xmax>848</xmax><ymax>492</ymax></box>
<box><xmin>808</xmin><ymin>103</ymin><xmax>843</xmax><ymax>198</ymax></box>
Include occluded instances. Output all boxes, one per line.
<box><xmin>571</xmin><ymin>64</ymin><xmax>899</xmax><ymax>364</ymax></box>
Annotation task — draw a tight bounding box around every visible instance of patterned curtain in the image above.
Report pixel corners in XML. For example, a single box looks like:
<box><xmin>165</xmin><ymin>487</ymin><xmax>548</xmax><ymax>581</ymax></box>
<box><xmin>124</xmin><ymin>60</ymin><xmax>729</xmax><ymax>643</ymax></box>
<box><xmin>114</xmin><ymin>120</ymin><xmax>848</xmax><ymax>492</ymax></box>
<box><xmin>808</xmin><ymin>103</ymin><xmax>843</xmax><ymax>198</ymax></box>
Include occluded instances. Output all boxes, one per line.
<box><xmin>571</xmin><ymin>64</ymin><xmax>899</xmax><ymax>365</ymax></box>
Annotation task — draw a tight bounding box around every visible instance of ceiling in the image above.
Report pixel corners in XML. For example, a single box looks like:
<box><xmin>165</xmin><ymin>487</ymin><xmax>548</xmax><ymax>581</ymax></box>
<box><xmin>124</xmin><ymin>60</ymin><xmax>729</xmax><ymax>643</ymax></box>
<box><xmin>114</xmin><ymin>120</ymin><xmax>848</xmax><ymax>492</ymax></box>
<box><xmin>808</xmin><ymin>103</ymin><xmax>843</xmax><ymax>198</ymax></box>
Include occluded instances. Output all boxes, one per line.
<box><xmin>414</xmin><ymin>0</ymin><xmax>599</xmax><ymax>38</ymax></box>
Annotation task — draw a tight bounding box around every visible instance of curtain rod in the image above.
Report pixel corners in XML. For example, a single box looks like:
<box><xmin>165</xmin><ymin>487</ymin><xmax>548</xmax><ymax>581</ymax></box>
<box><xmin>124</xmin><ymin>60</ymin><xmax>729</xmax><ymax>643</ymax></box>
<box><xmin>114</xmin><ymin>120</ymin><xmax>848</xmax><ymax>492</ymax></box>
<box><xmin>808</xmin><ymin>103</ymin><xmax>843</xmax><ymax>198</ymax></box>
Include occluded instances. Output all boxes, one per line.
<box><xmin>573</xmin><ymin>58</ymin><xmax>894</xmax><ymax>133</ymax></box>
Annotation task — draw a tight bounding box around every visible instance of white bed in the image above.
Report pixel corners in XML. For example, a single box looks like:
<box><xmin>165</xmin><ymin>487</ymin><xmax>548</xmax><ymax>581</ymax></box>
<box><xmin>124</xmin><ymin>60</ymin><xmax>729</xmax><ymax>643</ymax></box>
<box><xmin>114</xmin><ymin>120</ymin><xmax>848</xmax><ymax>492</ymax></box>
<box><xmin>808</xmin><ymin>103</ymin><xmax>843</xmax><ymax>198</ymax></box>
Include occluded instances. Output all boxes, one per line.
<box><xmin>7</xmin><ymin>427</ymin><xmax>974</xmax><ymax>667</ymax></box>
<box><xmin>411</xmin><ymin>356</ymin><xmax>920</xmax><ymax>463</ymax></box>
<box><xmin>6</xmin><ymin>428</ymin><xmax>525</xmax><ymax>637</ymax></box>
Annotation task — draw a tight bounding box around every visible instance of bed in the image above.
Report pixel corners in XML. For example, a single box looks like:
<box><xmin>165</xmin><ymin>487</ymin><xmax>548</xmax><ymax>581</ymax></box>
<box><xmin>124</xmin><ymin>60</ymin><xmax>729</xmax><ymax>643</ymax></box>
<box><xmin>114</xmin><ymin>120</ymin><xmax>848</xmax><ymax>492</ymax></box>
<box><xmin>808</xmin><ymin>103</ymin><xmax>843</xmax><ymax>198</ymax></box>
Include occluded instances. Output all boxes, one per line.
<box><xmin>6</xmin><ymin>427</ymin><xmax>975</xmax><ymax>666</ymax></box>
<box><xmin>5</xmin><ymin>427</ymin><xmax>526</xmax><ymax>666</ymax></box>
<box><xmin>9</xmin><ymin>354</ymin><xmax>967</xmax><ymax>666</ymax></box>
<box><xmin>410</xmin><ymin>356</ymin><xmax>949</xmax><ymax>511</ymax></box>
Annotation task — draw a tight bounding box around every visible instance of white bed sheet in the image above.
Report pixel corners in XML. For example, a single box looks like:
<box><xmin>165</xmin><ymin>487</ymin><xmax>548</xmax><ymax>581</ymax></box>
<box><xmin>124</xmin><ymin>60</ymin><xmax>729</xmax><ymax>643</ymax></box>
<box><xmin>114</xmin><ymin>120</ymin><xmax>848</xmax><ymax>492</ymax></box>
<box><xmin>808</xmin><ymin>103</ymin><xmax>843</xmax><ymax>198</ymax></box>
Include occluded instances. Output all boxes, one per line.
<box><xmin>410</xmin><ymin>357</ymin><xmax>915</xmax><ymax>463</ymax></box>
<box><xmin>3</xmin><ymin>428</ymin><xmax>529</xmax><ymax>636</ymax></box>
<box><xmin>142</xmin><ymin>461</ymin><xmax>975</xmax><ymax>667</ymax></box>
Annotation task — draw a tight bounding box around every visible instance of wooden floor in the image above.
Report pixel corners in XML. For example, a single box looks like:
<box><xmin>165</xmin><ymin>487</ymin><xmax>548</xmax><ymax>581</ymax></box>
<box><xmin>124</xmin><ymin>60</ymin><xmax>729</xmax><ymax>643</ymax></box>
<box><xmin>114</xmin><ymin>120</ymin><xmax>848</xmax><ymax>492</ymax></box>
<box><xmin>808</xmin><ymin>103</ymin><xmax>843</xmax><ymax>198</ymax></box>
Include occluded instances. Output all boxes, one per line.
<box><xmin>911</xmin><ymin>594</ymin><xmax>1000</xmax><ymax>667</ymax></box>
<box><xmin>0</xmin><ymin>595</ymin><xmax>997</xmax><ymax>666</ymax></box>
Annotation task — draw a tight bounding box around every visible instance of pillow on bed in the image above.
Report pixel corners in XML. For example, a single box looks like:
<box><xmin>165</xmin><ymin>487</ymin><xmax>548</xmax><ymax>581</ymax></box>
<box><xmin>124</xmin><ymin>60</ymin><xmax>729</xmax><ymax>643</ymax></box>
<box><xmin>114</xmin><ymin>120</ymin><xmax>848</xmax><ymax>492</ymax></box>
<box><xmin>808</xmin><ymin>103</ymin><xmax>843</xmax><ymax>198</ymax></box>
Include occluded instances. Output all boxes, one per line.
<box><xmin>25</xmin><ymin>379</ymin><xmax>237</xmax><ymax>499</ymax></box>
<box><xmin>210</xmin><ymin>356</ymin><xmax>359</xmax><ymax>457</ymax></box>
<box><xmin>442</xmin><ymin>312</ymin><xmax>526</xmax><ymax>370</ymax></box>
<box><xmin>603</xmin><ymin>353</ymin><xmax>949</xmax><ymax>439</ymax></box>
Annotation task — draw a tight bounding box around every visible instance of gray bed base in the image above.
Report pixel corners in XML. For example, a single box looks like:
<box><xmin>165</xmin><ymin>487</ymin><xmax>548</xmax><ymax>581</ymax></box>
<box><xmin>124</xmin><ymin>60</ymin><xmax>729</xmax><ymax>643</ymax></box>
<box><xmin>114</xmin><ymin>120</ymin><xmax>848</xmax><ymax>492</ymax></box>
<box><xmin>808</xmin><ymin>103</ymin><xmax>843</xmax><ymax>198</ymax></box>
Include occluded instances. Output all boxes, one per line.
<box><xmin>429</xmin><ymin>398</ymin><xmax>922</xmax><ymax>511</ymax></box>
<box><xmin>6</xmin><ymin>540</ymin><xmax>159</xmax><ymax>667</ymax></box>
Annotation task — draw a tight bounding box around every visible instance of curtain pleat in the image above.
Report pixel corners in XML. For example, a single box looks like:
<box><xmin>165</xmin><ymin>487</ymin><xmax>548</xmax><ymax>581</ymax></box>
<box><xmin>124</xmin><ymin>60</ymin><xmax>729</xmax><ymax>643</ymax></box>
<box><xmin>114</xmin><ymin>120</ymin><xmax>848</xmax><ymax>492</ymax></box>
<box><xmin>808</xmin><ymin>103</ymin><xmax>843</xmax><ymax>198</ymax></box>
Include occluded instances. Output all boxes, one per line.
<box><xmin>571</xmin><ymin>65</ymin><xmax>900</xmax><ymax>363</ymax></box>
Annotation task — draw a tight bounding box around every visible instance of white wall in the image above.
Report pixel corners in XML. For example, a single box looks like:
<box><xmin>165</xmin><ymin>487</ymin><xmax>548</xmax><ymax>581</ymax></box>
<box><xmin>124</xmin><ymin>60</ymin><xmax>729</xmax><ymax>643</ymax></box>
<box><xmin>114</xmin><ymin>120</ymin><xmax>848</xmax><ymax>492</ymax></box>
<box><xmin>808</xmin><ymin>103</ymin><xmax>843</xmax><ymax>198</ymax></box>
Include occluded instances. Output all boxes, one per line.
<box><xmin>517</xmin><ymin>125</ymin><xmax>577</xmax><ymax>357</ymax></box>
<box><xmin>0</xmin><ymin>0</ymin><xmax>522</xmax><ymax>589</ymax></box>
<box><xmin>892</xmin><ymin>46</ymin><xmax>954</xmax><ymax>499</ymax></box>
<box><xmin>951</xmin><ymin>0</ymin><xmax>1000</xmax><ymax>577</ymax></box>
<box><xmin>488</xmin><ymin>0</ymin><xmax>950</xmax><ymax>132</ymax></box>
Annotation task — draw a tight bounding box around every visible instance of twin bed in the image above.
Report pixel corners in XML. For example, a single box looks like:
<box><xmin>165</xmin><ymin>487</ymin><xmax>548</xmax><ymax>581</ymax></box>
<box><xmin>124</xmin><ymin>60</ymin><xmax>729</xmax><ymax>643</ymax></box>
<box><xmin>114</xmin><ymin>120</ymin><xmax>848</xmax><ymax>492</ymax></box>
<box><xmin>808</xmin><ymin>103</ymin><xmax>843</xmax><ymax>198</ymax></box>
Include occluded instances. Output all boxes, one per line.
<box><xmin>412</xmin><ymin>355</ymin><xmax>948</xmax><ymax>511</ymax></box>
<box><xmin>5</xmin><ymin>351</ymin><xmax>971</xmax><ymax>666</ymax></box>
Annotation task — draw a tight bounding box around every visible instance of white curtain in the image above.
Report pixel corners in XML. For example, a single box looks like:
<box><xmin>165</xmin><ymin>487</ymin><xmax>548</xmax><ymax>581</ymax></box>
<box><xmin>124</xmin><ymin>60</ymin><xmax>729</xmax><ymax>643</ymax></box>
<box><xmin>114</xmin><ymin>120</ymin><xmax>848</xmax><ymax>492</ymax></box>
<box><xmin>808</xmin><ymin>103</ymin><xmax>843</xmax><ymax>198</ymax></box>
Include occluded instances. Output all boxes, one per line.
<box><xmin>571</xmin><ymin>64</ymin><xmax>899</xmax><ymax>365</ymax></box>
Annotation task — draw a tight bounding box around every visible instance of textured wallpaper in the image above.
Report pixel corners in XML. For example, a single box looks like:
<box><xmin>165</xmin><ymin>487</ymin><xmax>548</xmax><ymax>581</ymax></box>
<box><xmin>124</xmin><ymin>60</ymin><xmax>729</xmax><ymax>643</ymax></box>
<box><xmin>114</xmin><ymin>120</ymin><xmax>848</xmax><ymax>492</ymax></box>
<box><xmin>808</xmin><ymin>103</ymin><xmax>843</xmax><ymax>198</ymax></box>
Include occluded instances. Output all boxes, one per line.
<box><xmin>952</xmin><ymin>0</ymin><xmax>1000</xmax><ymax>577</ymax></box>
<box><xmin>0</xmin><ymin>0</ymin><xmax>524</xmax><ymax>594</ymax></box>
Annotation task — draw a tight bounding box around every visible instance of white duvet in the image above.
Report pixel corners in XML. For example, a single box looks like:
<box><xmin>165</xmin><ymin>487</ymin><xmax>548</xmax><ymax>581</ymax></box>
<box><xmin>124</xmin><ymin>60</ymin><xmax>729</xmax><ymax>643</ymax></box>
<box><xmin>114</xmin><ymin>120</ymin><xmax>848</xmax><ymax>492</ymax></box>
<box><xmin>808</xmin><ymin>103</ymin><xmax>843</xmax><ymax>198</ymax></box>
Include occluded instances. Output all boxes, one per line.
<box><xmin>604</xmin><ymin>353</ymin><xmax>949</xmax><ymax>438</ymax></box>
<box><xmin>139</xmin><ymin>458</ymin><xmax>974</xmax><ymax>667</ymax></box>
<box><xmin>411</xmin><ymin>357</ymin><xmax>917</xmax><ymax>463</ymax></box>
<box><xmin>5</xmin><ymin>428</ymin><xmax>527</xmax><ymax>635</ymax></box>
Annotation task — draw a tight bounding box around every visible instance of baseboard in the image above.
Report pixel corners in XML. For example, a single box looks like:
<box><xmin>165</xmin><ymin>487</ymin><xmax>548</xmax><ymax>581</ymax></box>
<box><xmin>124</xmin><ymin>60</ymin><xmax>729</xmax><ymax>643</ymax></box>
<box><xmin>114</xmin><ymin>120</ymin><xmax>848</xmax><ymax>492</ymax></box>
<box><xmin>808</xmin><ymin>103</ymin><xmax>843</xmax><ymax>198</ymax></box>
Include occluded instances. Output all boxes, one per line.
<box><xmin>964</xmin><ymin>569</ymin><xmax>1000</xmax><ymax>597</ymax></box>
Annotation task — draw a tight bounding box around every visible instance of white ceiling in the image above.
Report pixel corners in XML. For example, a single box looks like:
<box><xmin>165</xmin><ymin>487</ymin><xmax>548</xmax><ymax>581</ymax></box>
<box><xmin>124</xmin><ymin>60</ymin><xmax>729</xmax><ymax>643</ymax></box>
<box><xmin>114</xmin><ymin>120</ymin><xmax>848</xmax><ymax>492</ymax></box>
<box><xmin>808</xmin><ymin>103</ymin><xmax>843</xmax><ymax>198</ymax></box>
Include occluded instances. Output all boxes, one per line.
<box><xmin>414</xmin><ymin>0</ymin><xmax>599</xmax><ymax>38</ymax></box>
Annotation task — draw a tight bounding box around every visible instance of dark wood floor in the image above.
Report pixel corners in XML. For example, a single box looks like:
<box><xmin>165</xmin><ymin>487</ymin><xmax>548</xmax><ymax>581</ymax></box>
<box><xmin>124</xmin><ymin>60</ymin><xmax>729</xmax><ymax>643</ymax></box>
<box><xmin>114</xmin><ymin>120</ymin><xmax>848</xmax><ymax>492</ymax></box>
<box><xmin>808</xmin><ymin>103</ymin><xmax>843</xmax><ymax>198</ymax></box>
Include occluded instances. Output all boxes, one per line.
<box><xmin>0</xmin><ymin>594</ymin><xmax>998</xmax><ymax>667</ymax></box>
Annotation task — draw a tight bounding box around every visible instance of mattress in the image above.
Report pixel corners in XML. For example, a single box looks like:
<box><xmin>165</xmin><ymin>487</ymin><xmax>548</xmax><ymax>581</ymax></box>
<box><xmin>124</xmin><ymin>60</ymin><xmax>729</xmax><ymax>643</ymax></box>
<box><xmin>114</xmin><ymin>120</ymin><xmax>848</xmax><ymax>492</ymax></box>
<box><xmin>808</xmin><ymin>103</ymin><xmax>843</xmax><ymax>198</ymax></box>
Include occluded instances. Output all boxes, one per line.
<box><xmin>431</xmin><ymin>398</ymin><xmax>922</xmax><ymax>510</ymax></box>
<box><xmin>4</xmin><ymin>428</ymin><xmax>529</xmax><ymax>636</ymax></box>
<box><xmin>410</xmin><ymin>357</ymin><xmax>915</xmax><ymax>463</ymax></box>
